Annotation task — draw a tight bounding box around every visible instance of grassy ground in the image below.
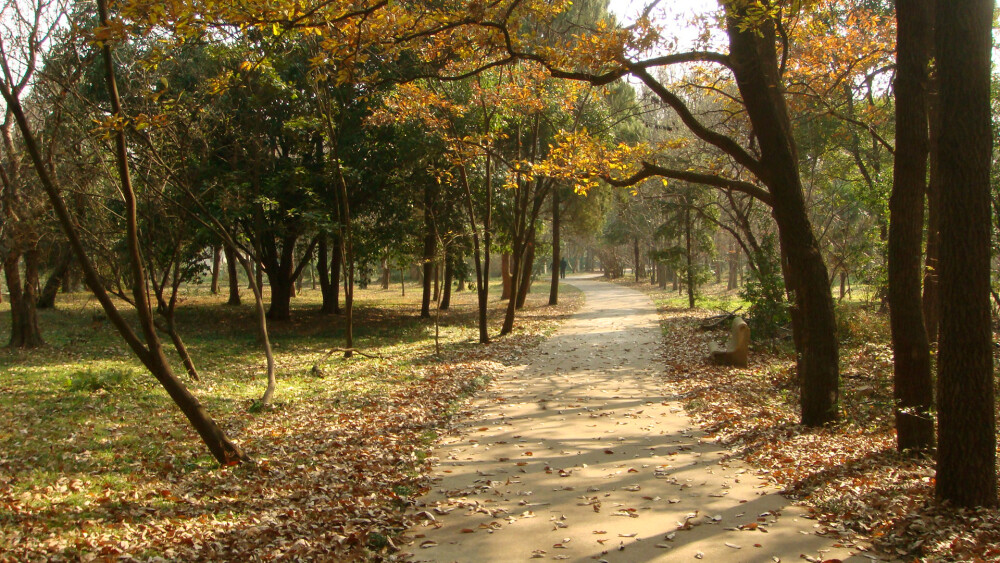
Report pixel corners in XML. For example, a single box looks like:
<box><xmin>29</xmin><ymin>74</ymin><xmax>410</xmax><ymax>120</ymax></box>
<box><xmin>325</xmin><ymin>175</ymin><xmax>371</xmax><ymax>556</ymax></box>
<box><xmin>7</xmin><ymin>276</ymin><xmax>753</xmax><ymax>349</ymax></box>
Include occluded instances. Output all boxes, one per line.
<box><xmin>615</xmin><ymin>276</ymin><xmax>1000</xmax><ymax>562</ymax></box>
<box><xmin>0</xmin><ymin>280</ymin><xmax>583</xmax><ymax>561</ymax></box>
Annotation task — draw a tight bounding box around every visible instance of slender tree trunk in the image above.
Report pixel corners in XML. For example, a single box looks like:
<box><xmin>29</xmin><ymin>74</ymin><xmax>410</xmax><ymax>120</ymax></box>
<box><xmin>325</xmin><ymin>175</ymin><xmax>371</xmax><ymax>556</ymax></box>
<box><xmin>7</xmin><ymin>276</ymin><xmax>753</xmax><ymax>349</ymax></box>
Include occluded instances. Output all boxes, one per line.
<box><xmin>500</xmin><ymin>253</ymin><xmax>512</xmax><ymax>300</ymax></box>
<box><xmin>157</xmin><ymin>313</ymin><xmax>200</xmax><ymax>381</ymax></box>
<box><xmin>421</xmin><ymin>183</ymin><xmax>436</xmax><ymax>318</ymax></box>
<box><xmin>516</xmin><ymin>240</ymin><xmax>534</xmax><ymax>309</ymax></box>
<box><xmin>934</xmin><ymin>0</ymin><xmax>996</xmax><ymax>508</ymax></box>
<box><xmin>210</xmin><ymin>245</ymin><xmax>221</xmax><ymax>294</ymax></box>
<box><xmin>440</xmin><ymin>256</ymin><xmax>453</xmax><ymax>310</ymax></box>
<box><xmin>728</xmin><ymin>239</ymin><xmax>738</xmax><ymax>290</ymax></box>
<box><xmin>634</xmin><ymin>236</ymin><xmax>642</xmax><ymax>282</ymax></box>
<box><xmin>922</xmin><ymin>74</ymin><xmax>941</xmax><ymax>344</ymax></box>
<box><xmin>457</xmin><ymin>166</ymin><xmax>490</xmax><ymax>344</ymax></box>
<box><xmin>223</xmin><ymin>245</ymin><xmax>241</xmax><ymax>306</ymax></box>
<box><xmin>685</xmin><ymin>207</ymin><xmax>695</xmax><ymax>309</ymax></box>
<box><xmin>332</xmin><ymin>235</ymin><xmax>344</xmax><ymax>314</ymax></box>
<box><xmin>549</xmin><ymin>185</ymin><xmax>560</xmax><ymax>305</ymax></box>
<box><xmin>889</xmin><ymin>0</ymin><xmax>934</xmax><ymax>454</ymax></box>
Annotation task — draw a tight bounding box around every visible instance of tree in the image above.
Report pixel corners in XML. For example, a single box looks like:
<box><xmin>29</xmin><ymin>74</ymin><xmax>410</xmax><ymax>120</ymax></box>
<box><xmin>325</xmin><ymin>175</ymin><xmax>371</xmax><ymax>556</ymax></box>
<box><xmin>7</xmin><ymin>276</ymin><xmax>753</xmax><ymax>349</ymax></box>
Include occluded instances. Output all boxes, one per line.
<box><xmin>888</xmin><ymin>0</ymin><xmax>934</xmax><ymax>453</ymax></box>
<box><xmin>0</xmin><ymin>0</ymin><xmax>247</xmax><ymax>465</ymax></box>
<box><xmin>934</xmin><ymin>0</ymin><xmax>996</xmax><ymax>508</ymax></box>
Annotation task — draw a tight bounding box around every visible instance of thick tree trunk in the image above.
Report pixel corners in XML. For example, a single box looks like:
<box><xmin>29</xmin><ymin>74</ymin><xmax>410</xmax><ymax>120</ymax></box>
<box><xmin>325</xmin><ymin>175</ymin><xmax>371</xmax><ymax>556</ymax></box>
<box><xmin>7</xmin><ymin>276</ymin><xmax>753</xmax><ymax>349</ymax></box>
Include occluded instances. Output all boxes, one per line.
<box><xmin>6</xmin><ymin>251</ymin><xmax>43</xmax><ymax>348</ymax></box>
<box><xmin>549</xmin><ymin>186</ymin><xmax>560</xmax><ymax>305</ymax></box>
<box><xmin>934</xmin><ymin>0</ymin><xmax>996</xmax><ymax>508</ymax></box>
<box><xmin>381</xmin><ymin>256</ymin><xmax>390</xmax><ymax>290</ymax></box>
<box><xmin>37</xmin><ymin>247</ymin><xmax>72</xmax><ymax>309</ymax></box>
<box><xmin>210</xmin><ymin>245</ymin><xmax>221</xmax><ymax>294</ymax></box>
<box><xmin>889</xmin><ymin>0</ymin><xmax>935</xmax><ymax>453</ymax></box>
<box><xmin>223</xmin><ymin>245</ymin><xmax>241</xmax><ymax>306</ymax></box>
<box><xmin>727</xmin><ymin>8</ymin><xmax>839</xmax><ymax>426</ymax></box>
<box><xmin>266</xmin><ymin>273</ymin><xmax>293</xmax><ymax>321</ymax></box>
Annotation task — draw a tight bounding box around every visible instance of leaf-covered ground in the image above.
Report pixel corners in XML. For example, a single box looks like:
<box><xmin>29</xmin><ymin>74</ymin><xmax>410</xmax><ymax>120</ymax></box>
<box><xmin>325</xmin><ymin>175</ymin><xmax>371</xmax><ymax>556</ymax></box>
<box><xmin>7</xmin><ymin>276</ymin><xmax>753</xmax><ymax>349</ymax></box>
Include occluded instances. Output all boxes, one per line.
<box><xmin>0</xmin><ymin>281</ymin><xmax>583</xmax><ymax>562</ymax></box>
<box><xmin>621</xmin><ymin>279</ymin><xmax>1000</xmax><ymax>562</ymax></box>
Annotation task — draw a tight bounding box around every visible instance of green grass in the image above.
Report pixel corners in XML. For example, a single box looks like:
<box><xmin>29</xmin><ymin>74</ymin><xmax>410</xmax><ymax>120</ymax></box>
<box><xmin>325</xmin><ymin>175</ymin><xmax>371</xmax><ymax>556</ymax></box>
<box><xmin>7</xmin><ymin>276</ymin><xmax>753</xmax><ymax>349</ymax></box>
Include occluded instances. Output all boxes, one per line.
<box><xmin>0</xmin><ymin>278</ymin><xmax>583</xmax><ymax>560</ymax></box>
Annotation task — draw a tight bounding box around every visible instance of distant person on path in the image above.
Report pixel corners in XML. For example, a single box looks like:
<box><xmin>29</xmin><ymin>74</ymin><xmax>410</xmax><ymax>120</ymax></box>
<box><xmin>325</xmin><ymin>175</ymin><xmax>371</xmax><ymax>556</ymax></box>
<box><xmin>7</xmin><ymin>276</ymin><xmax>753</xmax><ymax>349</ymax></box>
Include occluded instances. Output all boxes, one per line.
<box><xmin>560</xmin><ymin>258</ymin><xmax>568</xmax><ymax>278</ymax></box>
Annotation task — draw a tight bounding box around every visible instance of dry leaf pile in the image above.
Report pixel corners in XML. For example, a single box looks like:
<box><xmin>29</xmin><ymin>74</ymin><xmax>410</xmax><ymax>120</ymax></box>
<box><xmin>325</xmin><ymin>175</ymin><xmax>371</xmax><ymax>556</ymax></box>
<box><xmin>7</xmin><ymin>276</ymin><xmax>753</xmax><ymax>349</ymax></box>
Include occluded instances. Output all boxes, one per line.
<box><xmin>628</xmin><ymin>281</ymin><xmax>1000</xmax><ymax>562</ymax></box>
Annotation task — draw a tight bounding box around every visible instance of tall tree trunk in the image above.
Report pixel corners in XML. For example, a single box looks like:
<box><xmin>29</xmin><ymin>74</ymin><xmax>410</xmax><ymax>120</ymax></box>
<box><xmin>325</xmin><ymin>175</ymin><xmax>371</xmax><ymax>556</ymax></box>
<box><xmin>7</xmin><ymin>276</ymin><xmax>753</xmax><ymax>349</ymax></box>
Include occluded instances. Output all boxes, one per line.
<box><xmin>421</xmin><ymin>184</ymin><xmax>436</xmax><ymax>318</ymax></box>
<box><xmin>331</xmin><ymin>233</ymin><xmax>343</xmax><ymax>314</ymax></box>
<box><xmin>457</xmin><ymin>166</ymin><xmax>490</xmax><ymax>344</ymax></box>
<box><xmin>516</xmin><ymin>239</ymin><xmax>534</xmax><ymax>309</ymax></box>
<box><xmin>440</xmin><ymin>256</ymin><xmax>453</xmax><ymax>310</ymax></box>
<box><xmin>223</xmin><ymin>244</ymin><xmax>241</xmax><ymax>306</ymax></box>
<box><xmin>934</xmin><ymin>0</ymin><xmax>996</xmax><ymax>508</ymax></box>
<box><xmin>210</xmin><ymin>245</ymin><xmax>221</xmax><ymax>294</ymax></box>
<box><xmin>726</xmin><ymin>7</ymin><xmax>839</xmax><ymax>426</ymax></box>
<box><xmin>549</xmin><ymin>185</ymin><xmax>560</xmax><ymax>305</ymax></box>
<box><xmin>728</xmin><ymin>238</ymin><xmax>738</xmax><ymax>290</ymax></box>
<box><xmin>889</xmin><ymin>0</ymin><xmax>934</xmax><ymax>453</ymax></box>
<box><xmin>381</xmin><ymin>256</ymin><xmax>390</xmax><ymax>290</ymax></box>
<box><xmin>685</xmin><ymin>206</ymin><xmax>695</xmax><ymax>309</ymax></box>
<box><xmin>37</xmin><ymin>246</ymin><xmax>72</xmax><ymax>309</ymax></box>
<box><xmin>317</xmin><ymin>234</ymin><xmax>337</xmax><ymax>314</ymax></box>
<box><xmin>634</xmin><ymin>236</ymin><xmax>643</xmax><ymax>282</ymax></box>
<box><xmin>922</xmin><ymin>74</ymin><xmax>941</xmax><ymax>344</ymax></box>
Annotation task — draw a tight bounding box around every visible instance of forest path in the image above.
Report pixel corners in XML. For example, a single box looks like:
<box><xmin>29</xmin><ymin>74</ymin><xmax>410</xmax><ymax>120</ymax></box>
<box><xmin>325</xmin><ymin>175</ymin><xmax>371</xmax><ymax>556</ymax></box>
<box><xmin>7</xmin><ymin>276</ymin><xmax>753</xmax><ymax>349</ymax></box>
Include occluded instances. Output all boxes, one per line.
<box><xmin>404</xmin><ymin>276</ymin><xmax>870</xmax><ymax>563</ymax></box>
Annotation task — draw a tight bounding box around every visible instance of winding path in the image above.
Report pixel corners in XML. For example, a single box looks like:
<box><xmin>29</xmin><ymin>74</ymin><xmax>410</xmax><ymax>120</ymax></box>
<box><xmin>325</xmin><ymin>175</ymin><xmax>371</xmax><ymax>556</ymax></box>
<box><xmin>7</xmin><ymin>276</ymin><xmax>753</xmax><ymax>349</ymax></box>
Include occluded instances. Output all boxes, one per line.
<box><xmin>405</xmin><ymin>276</ymin><xmax>871</xmax><ymax>562</ymax></box>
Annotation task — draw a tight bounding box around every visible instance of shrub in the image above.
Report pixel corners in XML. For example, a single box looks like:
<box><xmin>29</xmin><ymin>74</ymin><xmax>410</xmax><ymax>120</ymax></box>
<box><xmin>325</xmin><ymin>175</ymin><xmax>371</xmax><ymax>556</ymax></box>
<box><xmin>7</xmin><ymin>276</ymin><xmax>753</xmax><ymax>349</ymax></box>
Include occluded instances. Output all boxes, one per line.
<box><xmin>68</xmin><ymin>366</ymin><xmax>137</xmax><ymax>393</ymax></box>
<box><xmin>740</xmin><ymin>239</ymin><xmax>790</xmax><ymax>339</ymax></box>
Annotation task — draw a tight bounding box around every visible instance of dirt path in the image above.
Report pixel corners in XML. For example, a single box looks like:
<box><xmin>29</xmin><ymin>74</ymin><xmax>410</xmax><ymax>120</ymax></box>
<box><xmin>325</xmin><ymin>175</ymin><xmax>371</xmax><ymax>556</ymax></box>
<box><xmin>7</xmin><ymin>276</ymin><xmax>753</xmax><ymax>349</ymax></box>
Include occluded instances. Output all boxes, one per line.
<box><xmin>404</xmin><ymin>276</ymin><xmax>871</xmax><ymax>562</ymax></box>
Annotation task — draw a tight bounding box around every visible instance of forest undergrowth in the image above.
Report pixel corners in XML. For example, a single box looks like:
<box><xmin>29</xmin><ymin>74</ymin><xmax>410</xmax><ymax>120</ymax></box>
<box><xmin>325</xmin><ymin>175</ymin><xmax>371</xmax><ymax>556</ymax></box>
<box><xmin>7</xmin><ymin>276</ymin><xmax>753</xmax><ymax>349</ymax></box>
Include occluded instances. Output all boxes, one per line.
<box><xmin>0</xmin><ymin>282</ymin><xmax>583</xmax><ymax>561</ymax></box>
<box><xmin>620</xmin><ymin>279</ymin><xmax>1000</xmax><ymax>562</ymax></box>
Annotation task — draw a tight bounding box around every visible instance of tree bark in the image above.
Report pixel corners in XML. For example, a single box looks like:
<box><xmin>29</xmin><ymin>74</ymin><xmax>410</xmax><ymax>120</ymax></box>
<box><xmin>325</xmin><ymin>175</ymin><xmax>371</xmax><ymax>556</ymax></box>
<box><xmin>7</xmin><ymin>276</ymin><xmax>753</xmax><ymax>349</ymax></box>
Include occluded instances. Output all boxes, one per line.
<box><xmin>549</xmin><ymin>185</ymin><xmax>560</xmax><ymax>305</ymax></box>
<box><xmin>210</xmin><ymin>245</ymin><xmax>221</xmax><ymax>294</ymax></box>
<box><xmin>381</xmin><ymin>256</ymin><xmax>390</xmax><ymax>290</ymax></box>
<box><xmin>223</xmin><ymin>244</ymin><xmax>241</xmax><ymax>306</ymax></box>
<box><xmin>889</xmin><ymin>0</ymin><xmax>934</xmax><ymax>454</ymax></box>
<box><xmin>922</xmin><ymin>72</ymin><xmax>941</xmax><ymax>344</ymax></box>
<box><xmin>634</xmin><ymin>236</ymin><xmax>643</xmax><ymax>282</ymax></box>
<box><xmin>6</xmin><ymin>250</ymin><xmax>43</xmax><ymax>348</ymax></box>
<box><xmin>440</xmin><ymin>256</ymin><xmax>453</xmax><ymax>310</ymax></box>
<box><xmin>500</xmin><ymin>252</ymin><xmax>512</xmax><ymax>300</ymax></box>
<box><xmin>516</xmin><ymin>239</ymin><xmax>534</xmax><ymax>309</ymax></box>
<box><xmin>37</xmin><ymin>246</ymin><xmax>72</xmax><ymax>309</ymax></box>
<box><xmin>685</xmin><ymin>206</ymin><xmax>695</xmax><ymax>309</ymax></box>
<box><xmin>934</xmin><ymin>0</ymin><xmax>996</xmax><ymax>508</ymax></box>
<box><xmin>421</xmin><ymin>182</ymin><xmax>436</xmax><ymax>318</ymax></box>
<box><xmin>317</xmin><ymin>234</ymin><xmax>338</xmax><ymax>314</ymax></box>
<box><xmin>726</xmin><ymin>7</ymin><xmax>839</xmax><ymax>426</ymax></box>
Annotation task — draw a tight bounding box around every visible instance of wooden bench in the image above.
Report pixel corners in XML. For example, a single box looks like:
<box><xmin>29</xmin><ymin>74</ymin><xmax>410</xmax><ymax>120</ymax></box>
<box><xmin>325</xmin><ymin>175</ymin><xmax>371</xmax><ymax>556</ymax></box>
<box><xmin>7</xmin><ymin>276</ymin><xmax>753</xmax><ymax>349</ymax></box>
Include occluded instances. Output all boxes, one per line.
<box><xmin>708</xmin><ymin>316</ymin><xmax>750</xmax><ymax>367</ymax></box>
